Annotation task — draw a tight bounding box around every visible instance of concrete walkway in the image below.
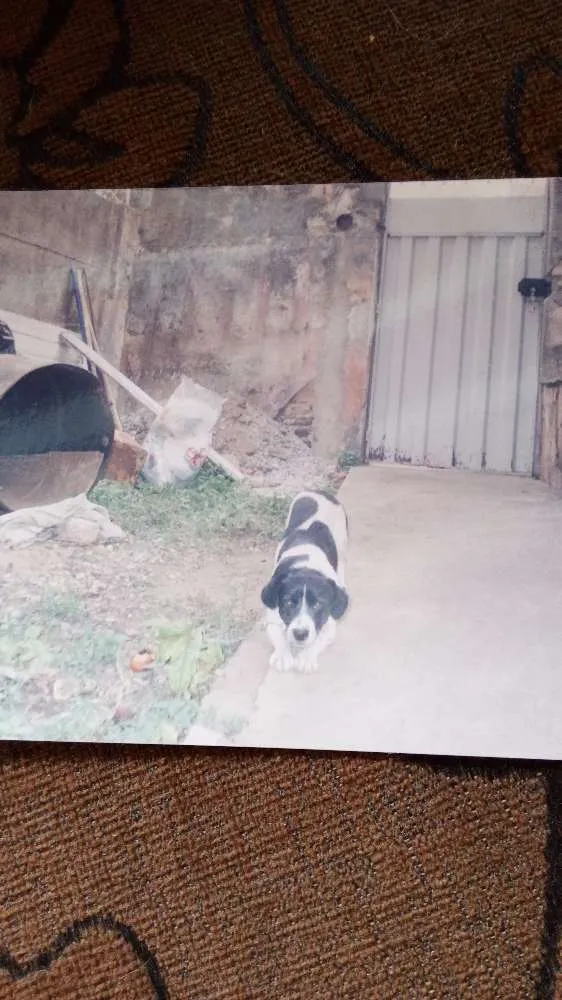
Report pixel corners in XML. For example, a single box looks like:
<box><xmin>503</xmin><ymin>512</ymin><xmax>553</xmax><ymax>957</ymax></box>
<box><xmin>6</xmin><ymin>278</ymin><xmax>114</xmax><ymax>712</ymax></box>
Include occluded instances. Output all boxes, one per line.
<box><xmin>199</xmin><ymin>465</ymin><xmax>562</xmax><ymax>760</ymax></box>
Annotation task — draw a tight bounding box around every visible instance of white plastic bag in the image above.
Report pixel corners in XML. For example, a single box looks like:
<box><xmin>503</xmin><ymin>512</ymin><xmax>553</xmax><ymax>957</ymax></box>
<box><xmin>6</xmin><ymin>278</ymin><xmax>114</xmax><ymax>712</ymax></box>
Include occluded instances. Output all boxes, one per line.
<box><xmin>142</xmin><ymin>377</ymin><xmax>224</xmax><ymax>487</ymax></box>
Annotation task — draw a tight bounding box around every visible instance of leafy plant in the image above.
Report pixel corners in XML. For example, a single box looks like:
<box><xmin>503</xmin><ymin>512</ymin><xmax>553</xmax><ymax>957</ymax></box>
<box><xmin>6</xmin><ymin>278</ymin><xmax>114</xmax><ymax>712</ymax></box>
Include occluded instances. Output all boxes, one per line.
<box><xmin>153</xmin><ymin>619</ymin><xmax>225</xmax><ymax>697</ymax></box>
<box><xmin>338</xmin><ymin>450</ymin><xmax>363</xmax><ymax>471</ymax></box>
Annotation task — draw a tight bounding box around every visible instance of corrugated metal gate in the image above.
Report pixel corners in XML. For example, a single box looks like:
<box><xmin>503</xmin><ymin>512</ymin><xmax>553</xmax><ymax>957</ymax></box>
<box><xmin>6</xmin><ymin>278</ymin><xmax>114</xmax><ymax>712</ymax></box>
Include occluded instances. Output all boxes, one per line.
<box><xmin>367</xmin><ymin>180</ymin><xmax>548</xmax><ymax>475</ymax></box>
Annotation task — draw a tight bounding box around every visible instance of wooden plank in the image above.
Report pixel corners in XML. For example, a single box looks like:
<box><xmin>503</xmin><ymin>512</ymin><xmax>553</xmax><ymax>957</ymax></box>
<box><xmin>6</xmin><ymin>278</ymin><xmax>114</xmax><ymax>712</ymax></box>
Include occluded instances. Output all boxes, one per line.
<box><xmin>60</xmin><ymin>328</ymin><xmax>162</xmax><ymax>413</ymax></box>
<box><xmin>8</xmin><ymin>333</ymin><xmax>58</xmax><ymax>365</ymax></box>
<box><xmin>69</xmin><ymin>268</ymin><xmax>98</xmax><ymax>376</ymax></box>
<box><xmin>0</xmin><ymin>307</ymin><xmax>67</xmax><ymax>344</ymax></box>
<box><xmin>59</xmin><ymin>329</ymin><xmax>245</xmax><ymax>482</ymax></box>
<box><xmin>71</xmin><ymin>268</ymin><xmax>123</xmax><ymax>430</ymax></box>
<box><xmin>0</xmin><ymin>307</ymin><xmax>85</xmax><ymax>367</ymax></box>
<box><xmin>424</xmin><ymin>236</ymin><xmax>468</xmax><ymax>467</ymax></box>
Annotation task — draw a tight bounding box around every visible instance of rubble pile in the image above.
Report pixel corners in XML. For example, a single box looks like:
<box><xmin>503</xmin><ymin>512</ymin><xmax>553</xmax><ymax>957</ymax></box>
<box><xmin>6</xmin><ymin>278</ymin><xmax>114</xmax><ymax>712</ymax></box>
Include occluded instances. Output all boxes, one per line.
<box><xmin>118</xmin><ymin>382</ymin><xmax>336</xmax><ymax>497</ymax></box>
<box><xmin>212</xmin><ymin>396</ymin><xmax>332</xmax><ymax>496</ymax></box>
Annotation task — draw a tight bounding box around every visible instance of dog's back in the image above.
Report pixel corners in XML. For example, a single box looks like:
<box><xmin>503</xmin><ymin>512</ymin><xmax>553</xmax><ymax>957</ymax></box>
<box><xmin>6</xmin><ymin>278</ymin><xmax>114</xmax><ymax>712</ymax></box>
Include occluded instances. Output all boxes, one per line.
<box><xmin>274</xmin><ymin>489</ymin><xmax>348</xmax><ymax>584</ymax></box>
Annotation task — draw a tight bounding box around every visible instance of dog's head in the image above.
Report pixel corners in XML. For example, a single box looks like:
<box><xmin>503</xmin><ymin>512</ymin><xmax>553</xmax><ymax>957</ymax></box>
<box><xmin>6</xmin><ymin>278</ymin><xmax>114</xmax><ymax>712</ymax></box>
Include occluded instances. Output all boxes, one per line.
<box><xmin>261</xmin><ymin>561</ymin><xmax>349</xmax><ymax>650</ymax></box>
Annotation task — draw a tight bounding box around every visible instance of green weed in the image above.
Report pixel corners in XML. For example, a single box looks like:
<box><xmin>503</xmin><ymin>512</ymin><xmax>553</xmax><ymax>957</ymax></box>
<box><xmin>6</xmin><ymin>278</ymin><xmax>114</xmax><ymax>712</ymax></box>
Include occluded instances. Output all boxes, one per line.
<box><xmin>91</xmin><ymin>467</ymin><xmax>288</xmax><ymax>543</ymax></box>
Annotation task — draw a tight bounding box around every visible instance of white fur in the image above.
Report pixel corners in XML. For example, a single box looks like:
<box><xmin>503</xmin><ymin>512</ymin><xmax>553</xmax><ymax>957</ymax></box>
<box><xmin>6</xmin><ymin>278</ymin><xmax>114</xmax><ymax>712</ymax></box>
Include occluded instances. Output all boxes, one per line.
<box><xmin>272</xmin><ymin>491</ymin><xmax>347</xmax><ymax>586</ymax></box>
<box><xmin>267</xmin><ymin>611</ymin><xmax>337</xmax><ymax>674</ymax></box>
<box><xmin>265</xmin><ymin>491</ymin><xmax>348</xmax><ymax>673</ymax></box>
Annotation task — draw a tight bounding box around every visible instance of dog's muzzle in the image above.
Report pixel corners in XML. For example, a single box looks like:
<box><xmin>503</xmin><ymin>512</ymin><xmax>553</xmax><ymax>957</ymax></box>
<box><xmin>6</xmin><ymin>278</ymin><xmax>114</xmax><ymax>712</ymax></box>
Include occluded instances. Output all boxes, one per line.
<box><xmin>292</xmin><ymin>627</ymin><xmax>310</xmax><ymax>644</ymax></box>
<box><xmin>288</xmin><ymin>622</ymin><xmax>315</xmax><ymax>648</ymax></box>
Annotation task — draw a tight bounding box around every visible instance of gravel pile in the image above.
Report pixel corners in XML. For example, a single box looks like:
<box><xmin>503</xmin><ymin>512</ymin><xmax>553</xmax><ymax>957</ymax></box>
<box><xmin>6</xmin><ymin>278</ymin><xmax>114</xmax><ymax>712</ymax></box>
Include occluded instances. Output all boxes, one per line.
<box><xmin>212</xmin><ymin>396</ymin><xmax>333</xmax><ymax>497</ymax></box>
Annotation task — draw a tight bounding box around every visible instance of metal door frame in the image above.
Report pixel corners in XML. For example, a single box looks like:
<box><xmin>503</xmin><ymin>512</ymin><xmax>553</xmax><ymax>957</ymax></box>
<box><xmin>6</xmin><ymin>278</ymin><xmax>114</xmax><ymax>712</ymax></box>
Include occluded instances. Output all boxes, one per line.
<box><xmin>360</xmin><ymin>204</ymin><xmax>389</xmax><ymax>463</ymax></box>
<box><xmin>364</xmin><ymin>181</ymin><xmax>550</xmax><ymax>475</ymax></box>
<box><xmin>532</xmin><ymin>178</ymin><xmax>556</xmax><ymax>478</ymax></box>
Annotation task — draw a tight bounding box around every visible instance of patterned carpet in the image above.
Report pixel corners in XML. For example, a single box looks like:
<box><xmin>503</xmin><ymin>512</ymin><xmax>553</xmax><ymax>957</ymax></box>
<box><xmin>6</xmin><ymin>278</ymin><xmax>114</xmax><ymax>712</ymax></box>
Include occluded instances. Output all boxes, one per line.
<box><xmin>1</xmin><ymin>1</ymin><xmax>562</xmax><ymax>997</ymax></box>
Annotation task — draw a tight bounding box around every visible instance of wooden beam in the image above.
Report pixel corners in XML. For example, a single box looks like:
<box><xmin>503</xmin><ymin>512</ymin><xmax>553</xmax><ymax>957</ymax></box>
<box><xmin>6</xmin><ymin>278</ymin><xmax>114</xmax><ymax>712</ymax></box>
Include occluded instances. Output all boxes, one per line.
<box><xmin>59</xmin><ymin>328</ymin><xmax>245</xmax><ymax>482</ymax></box>
<box><xmin>70</xmin><ymin>267</ymin><xmax>123</xmax><ymax>430</ymax></box>
<box><xmin>60</xmin><ymin>328</ymin><xmax>163</xmax><ymax>413</ymax></box>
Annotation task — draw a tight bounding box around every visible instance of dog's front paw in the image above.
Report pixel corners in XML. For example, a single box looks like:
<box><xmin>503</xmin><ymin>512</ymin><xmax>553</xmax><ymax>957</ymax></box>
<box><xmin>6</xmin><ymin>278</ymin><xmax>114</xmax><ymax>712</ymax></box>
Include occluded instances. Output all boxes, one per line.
<box><xmin>294</xmin><ymin>653</ymin><xmax>319</xmax><ymax>674</ymax></box>
<box><xmin>270</xmin><ymin>650</ymin><xmax>294</xmax><ymax>673</ymax></box>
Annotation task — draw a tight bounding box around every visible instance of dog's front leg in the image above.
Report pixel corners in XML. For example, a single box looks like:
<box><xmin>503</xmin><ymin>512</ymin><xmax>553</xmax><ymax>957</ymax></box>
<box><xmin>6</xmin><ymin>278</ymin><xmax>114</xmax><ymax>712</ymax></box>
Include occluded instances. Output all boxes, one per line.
<box><xmin>293</xmin><ymin>647</ymin><xmax>320</xmax><ymax>674</ymax></box>
<box><xmin>266</xmin><ymin>617</ymin><xmax>295</xmax><ymax>673</ymax></box>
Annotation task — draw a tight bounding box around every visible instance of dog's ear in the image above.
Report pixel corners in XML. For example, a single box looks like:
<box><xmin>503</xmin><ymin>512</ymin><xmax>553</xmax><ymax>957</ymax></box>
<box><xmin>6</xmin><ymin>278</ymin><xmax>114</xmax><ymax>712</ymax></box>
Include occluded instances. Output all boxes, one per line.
<box><xmin>262</xmin><ymin>557</ymin><xmax>297</xmax><ymax>609</ymax></box>
<box><xmin>261</xmin><ymin>573</ymin><xmax>281</xmax><ymax>609</ymax></box>
<box><xmin>331</xmin><ymin>583</ymin><xmax>349</xmax><ymax>620</ymax></box>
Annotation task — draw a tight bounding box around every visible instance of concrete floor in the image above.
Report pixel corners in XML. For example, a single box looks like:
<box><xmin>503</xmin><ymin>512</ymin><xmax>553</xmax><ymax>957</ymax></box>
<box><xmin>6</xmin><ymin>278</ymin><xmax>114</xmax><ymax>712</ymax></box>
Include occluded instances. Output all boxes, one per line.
<box><xmin>209</xmin><ymin>464</ymin><xmax>562</xmax><ymax>760</ymax></box>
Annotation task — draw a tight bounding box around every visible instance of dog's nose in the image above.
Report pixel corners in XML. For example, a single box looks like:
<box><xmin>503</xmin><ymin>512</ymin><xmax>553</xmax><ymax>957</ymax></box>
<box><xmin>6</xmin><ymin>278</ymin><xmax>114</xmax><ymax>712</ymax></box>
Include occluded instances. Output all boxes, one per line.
<box><xmin>293</xmin><ymin>628</ymin><xmax>309</xmax><ymax>643</ymax></box>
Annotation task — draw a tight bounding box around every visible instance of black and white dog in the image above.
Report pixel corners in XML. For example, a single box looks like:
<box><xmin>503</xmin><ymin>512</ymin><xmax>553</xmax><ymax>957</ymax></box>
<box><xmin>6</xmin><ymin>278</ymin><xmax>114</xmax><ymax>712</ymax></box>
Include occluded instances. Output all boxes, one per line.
<box><xmin>261</xmin><ymin>489</ymin><xmax>349</xmax><ymax>673</ymax></box>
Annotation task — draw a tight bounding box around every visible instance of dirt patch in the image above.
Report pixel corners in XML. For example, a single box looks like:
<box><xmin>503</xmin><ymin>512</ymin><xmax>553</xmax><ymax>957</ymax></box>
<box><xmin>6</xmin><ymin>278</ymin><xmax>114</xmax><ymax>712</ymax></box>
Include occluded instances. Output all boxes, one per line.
<box><xmin>118</xmin><ymin>382</ymin><xmax>336</xmax><ymax>497</ymax></box>
<box><xmin>0</xmin><ymin>473</ymin><xmax>288</xmax><ymax>745</ymax></box>
<box><xmin>213</xmin><ymin>395</ymin><xmax>332</xmax><ymax>495</ymax></box>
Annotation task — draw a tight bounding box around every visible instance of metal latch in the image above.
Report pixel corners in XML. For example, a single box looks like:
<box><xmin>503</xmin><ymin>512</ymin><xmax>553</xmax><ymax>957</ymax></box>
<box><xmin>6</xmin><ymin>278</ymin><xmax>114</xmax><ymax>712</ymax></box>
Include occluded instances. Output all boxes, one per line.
<box><xmin>517</xmin><ymin>277</ymin><xmax>552</xmax><ymax>300</ymax></box>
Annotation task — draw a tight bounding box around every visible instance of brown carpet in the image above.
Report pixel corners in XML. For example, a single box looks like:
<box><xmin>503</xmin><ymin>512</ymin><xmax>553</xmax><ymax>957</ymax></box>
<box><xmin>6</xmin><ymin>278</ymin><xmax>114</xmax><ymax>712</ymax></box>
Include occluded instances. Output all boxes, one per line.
<box><xmin>1</xmin><ymin>1</ymin><xmax>562</xmax><ymax>997</ymax></box>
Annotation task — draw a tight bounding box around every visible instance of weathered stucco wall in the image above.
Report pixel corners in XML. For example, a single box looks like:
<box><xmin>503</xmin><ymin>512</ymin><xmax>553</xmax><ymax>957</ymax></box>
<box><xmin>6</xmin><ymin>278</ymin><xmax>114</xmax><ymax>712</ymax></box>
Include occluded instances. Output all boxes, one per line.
<box><xmin>539</xmin><ymin>179</ymin><xmax>562</xmax><ymax>490</ymax></box>
<box><xmin>123</xmin><ymin>184</ymin><xmax>385</xmax><ymax>459</ymax></box>
<box><xmin>0</xmin><ymin>191</ymin><xmax>139</xmax><ymax>370</ymax></box>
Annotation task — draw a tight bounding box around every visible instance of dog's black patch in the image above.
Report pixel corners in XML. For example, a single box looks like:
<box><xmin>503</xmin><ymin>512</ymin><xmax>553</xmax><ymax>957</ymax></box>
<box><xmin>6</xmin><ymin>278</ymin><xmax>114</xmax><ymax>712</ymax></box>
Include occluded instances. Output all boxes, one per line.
<box><xmin>261</xmin><ymin>554</ymin><xmax>303</xmax><ymax>608</ymax></box>
<box><xmin>278</xmin><ymin>519</ymin><xmax>338</xmax><ymax>572</ymax></box>
<box><xmin>276</xmin><ymin>567</ymin><xmax>349</xmax><ymax>628</ymax></box>
<box><xmin>262</xmin><ymin>558</ymin><xmax>348</xmax><ymax>624</ymax></box>
<box><xmin>310</xmin><ymin>488</ymin><xmax>349</xmax><ymax>531</ymax></box>
<box><xmin>285</xmin><ymin>495</ymin><xmax>318</xmax><ymax>533</ymax></box>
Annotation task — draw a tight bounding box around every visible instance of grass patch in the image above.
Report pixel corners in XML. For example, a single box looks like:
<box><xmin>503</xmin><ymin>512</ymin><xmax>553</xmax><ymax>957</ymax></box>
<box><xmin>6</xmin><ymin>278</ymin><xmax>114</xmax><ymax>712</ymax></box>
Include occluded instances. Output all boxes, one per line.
<box><xmin>0</xmin><ymin>591</ymin><xmax>127</xmax><ymax>742</ymax></box>
<box><xmin>0</xmin><ymin>589</ymin><xmax>123</xmax><ymax>677</ymax></box>
<box><xmin>91</xmin><ymin>467</ymin><xmax>288</xmax><ymax>543</ymax></box>
<box><xmin>0</xmin><ymin>586</ymin><xmax>250</xmax><ymax>745</ymax></box>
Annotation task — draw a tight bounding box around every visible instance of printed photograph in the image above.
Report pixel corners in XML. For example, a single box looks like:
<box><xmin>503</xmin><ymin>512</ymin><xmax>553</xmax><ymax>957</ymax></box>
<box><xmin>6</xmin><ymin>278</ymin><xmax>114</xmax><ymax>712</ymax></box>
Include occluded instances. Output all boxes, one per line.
<box><xmin>0</xmin><ymin>179</ymin><xmax>561</xmax><ymax>758</ymax></box>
